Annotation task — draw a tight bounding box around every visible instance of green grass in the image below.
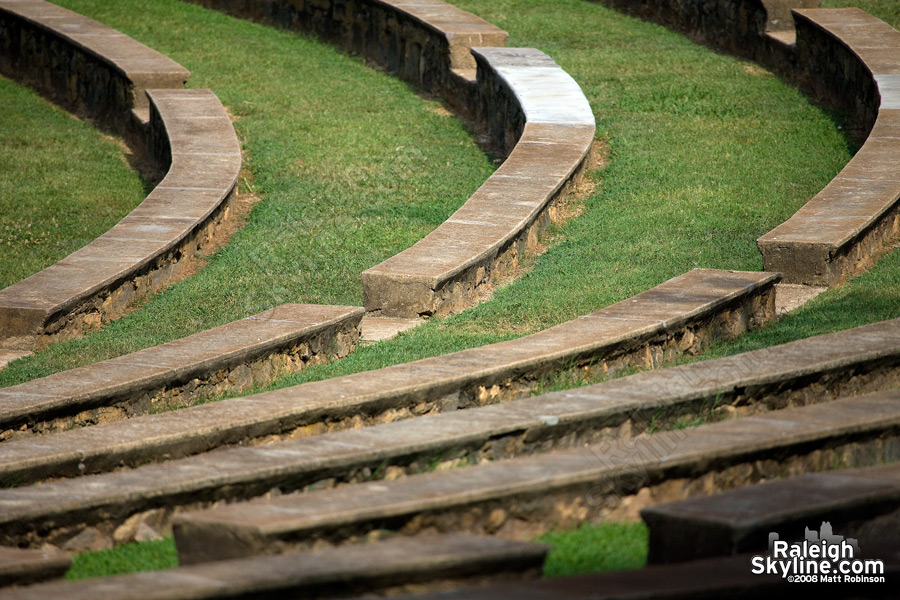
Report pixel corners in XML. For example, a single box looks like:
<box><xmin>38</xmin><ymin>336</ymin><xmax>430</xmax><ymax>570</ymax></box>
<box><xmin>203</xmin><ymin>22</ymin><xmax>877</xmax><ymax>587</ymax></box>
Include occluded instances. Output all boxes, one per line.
<box><xmin>65</xmin><ymin>538</ymin><xmax>178</xmax><ymax>580</ymax></box>
<box><xmin>4</xmin><ymin>0</ymin><xmax>900</xmax><ymax>583</ymax></box>
<box><xmin>0</xmin><ymin>0</ymin><xmax>493</xmax><ymax>382</ymax></box>
<box><xmin>539</xmin><ymin>522</ymin><xmax>649</xmax><ymax>577</ymax></box>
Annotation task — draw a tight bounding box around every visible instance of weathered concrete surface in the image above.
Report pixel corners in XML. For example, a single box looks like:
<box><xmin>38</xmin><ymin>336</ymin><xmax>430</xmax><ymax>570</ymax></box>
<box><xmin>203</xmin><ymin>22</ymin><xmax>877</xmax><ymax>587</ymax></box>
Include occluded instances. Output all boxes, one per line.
<box><xmin>3</xmin><ymin>311</ymin><xmax>899</xmax><ymax>550</ymax></box>
<box><xmin>183</xmin><ymin>0</ymin><xmax>507</xmax><ymax>113</ymax></box>
<box><xmin>0</xmin><ymin>0</ymin><xmax>189</xmax><ymax>143</ymax></box>
<box><xmin>0</xmin><ymin>269</ymin><xmax>776</xmax><ymax>487</ymax></box>
<box><xmin>0</xmin><ymin>304</ymin><xmax>363</xmax><ymax>437</ymax></box>
<box><xmin>359</xmin><ymin>315</ymin><xmax>422</xmax><ymax>343</ymax></box>
<box><xmin>642</xmin><ymin>461</ymin><xmax>900</xmax><ymax>564</ymax></box>
<box><xmin>0</xmin><ymin>546</ymin><xmax>70</xmax><ymax>588</ymax></box>
<box><xmin>364</xmin><ymin>550</ymin><xmax>900</xmax><ymax>599</ymax></box>
<box><xmin>758</xmin><ymin>10</ymin><xmax>900</xmax><ymax>286</ymax></box>
<box><xmin>363</xmin><ymin>48</ymin><xmax>595</xmax><ymax>318</ymax></box>
<box><xmin>0</xmin><ymin>89</ymin><xmax>240</xmax><ymax>353</ymax></box>
<box><xmin>0</xmin><ymin>534</ymin><xmax>545</xmax><ymax>599</ymax></box>
<box><xmin>172</xmin><ymin>390</ymin><xmax>900</xmax><ymax>564</ymax></box>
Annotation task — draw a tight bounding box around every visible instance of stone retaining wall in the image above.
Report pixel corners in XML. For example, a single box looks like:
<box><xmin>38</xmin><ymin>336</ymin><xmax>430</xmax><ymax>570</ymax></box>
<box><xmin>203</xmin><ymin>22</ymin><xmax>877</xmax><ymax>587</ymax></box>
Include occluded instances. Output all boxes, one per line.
<box><xmin>0</xmin><ymin>0</ymin><xmax>190</xmax><ymax>148</ymax></box>
<box><xmin>184</xmin><ymin>0</ymin><xmax>507</xmax><ymax>113</ymax></box>
<box><xmin>594</xmin><ymin>0</ymin><xmax>820</xmax><ymax>73</ymax></box>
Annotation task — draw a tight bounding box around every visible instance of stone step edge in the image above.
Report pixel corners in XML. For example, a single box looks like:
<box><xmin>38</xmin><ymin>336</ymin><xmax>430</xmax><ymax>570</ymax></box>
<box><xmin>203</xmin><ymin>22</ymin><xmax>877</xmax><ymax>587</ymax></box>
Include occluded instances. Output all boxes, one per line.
<box><xmin>641</xmin><ymin>461</ymin><xmax>900</xmax><ymax>564</ymax></box>
<box><xmin>169</xmin><ymin>389</ymin><xmax>900</xmax><ymax>564</ymax></box>
<box><xmin>0</xmin><ymin>546</ymin><xmax>70</xmax><ymax>589</ymax></box>
<box><xmin>0</xmin><ymin>268</ymin><xmax>778</xmax><ymax>486</ymax></box>
<box><xmin>0</xmin><ymin>534</ymin><xmax>547</xmax><ymax>599</ymax></box>
<box><xmin>2</xmin><ymin>314</ymin><xmax>898</xmax><ymax>550</ymax></box>
<box><xmin>0</xmin><ymin>304</ymin><xmax>364</xmax><ymax>437</ymax></box>
<box><xmin>756</xmin><ymin>8</ymin><xmax>900</xmax><ymax>287</ymax></box>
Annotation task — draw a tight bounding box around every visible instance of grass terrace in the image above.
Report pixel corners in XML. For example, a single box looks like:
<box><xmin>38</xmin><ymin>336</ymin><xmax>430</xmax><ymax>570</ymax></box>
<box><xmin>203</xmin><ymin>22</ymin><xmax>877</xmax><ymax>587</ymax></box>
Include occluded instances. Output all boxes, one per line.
<box><xmin>3</xmin><ymin>0</ymin><xmax>900</xmax><ymax>583</ymax></box>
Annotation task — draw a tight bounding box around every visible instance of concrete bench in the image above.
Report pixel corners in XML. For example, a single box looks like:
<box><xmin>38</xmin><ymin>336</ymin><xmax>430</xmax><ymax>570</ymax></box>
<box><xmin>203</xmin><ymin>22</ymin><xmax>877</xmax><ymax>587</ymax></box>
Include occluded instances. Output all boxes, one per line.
<box><xmin>0</xmin><ymin>0</ymin><xmax>190</xmax><ymax>144</ymax></box>
<box><xmin>362</xmin><ymin>47</ymin><xmax>595</xmax><ymax>318</ymax></box>
<box><xmin>757</xmin><ymin>9</ymin><xmax>900</xmax><ymax>286</ymax></box>
<box><xmin>0</xmin><ymin>88</ymin><xmax>241</xmax><ymax>353</ymax></box>
<box><xmin>0</xmin><ymin>268</ymin><xmax>776</xmax><ymax>488</ymax></box>
<box><xmin>641</xmin><ymin>461</ymin><xmax>900</xmax><ymax>564</ymax></box>
<box><xmin>0</xmin><ymin>304</ymin><xmax>363</xmax><ymax>439</ymax></box>
<box><xmin>0</xmin><ymin>534</ymin><xmax>546</xmax><ymax>598</ymax></box>
<box><xmin>184</xmin><ymin>0</ymin><xmax>508</xmax><ymax>112</ymax></box>
<box><xmin>170</xmin><ymin>389</ymin><xmax>900</xmax><ymax>563</ymax></box>
<box><xmin>11</xmin><ymin>305</ymin><xmax>900</xmax><ymax>552</ymax></box>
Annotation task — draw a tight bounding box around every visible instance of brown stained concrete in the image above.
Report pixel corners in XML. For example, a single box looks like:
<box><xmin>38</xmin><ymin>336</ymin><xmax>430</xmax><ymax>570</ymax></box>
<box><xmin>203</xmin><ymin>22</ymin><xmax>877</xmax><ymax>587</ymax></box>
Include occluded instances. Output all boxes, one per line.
<box><xmin>360</xmin><ymin>316</ymin><xmax>423</xmax><ymax>343</ymax></box>
<box><xmin>773</xmin><ymin>283</ymin><xmax>826</xmax><ymax>315</ymax></box>
<box><xmin>642</xmin><ymin>462</ymin><xmax>900</xmax><ymax>564</ymax></box>
<box><xmin>0</xmin><ymin>534</ymin><xmax>545</xmax><ymax>600</ymax></box>
<box><xmin>170</xmin><ymin>391</ymin><xmax>900</xmax><ymax>564</ymax></box>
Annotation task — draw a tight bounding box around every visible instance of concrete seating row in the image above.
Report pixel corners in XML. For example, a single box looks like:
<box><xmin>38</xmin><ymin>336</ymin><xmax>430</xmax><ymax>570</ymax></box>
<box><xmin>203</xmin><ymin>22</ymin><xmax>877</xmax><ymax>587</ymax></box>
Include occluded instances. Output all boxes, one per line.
<box><xmin>6</xmin><ymin>310</ymin><xmax>900</xmax><ymax>551</ymax></box>
<box><xmin>363</xmin><ymin>550</ymin><xmax>898</xmax><ymax>599</ymax></box>
<box><xmin>0</xmin><ymin>547</ymin><xmax>69</xmax><ymax>589</ymax></box>
<box><xmin>183</xmin><ymin>0</ymin><xmax>509</xmax><ymax>113</ymax></box>
<box><xmin>0</xmin><ymin>89</ymin><xmax>242</xmax><ymax>354</ymax></box>
<box><xmin>585</xmin><ymin>3</ymin><xmax>900</xmax><ymax>290</ymax></box>
<box><xmin>757</xmin><ymin>8</ymin><xmax>900</xmax><ymax>287</ymax></box>
<box><xmin>0</xmin><ymin>534</ymin><xmax>547</xmax><ymax>600</ymax></box>
<box><xmin>0</xmin><ymin>304</ymin><xmax>363</xmax><ymax>439</ymax></box>
<box><xmin>170</xmin><ymin>388</ymin><xmax>900</xmax><ymax>563</ymax></box>
<box><xmin>0</xmin><ymin>268</ymin><xmax>777</xmax><ymax>488</ymax></box>
<box><xmin>0</xmin><ymin>1</ymin><xmax>242</xmax><ymax>355</ymax></box>
<box><xmin>362</xmin><ymin>47</ymin><xmax>595</xmax><ymax>317</ymax></box>
<box><xmin>189</xmin><ymin>0</ymin><xmax>596</xmax><ymax>319</ymax></box>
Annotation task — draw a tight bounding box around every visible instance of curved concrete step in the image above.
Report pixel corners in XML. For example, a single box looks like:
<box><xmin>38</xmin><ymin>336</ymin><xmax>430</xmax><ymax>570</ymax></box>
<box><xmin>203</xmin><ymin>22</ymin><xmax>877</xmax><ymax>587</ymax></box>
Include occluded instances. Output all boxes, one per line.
<box><xmin>183</xmin><ymin>0</ymin><xmax>508</xmax><ymax>112</ymax></box>
<box><xmin>0</xmin><ymin>304</ymin><xmax>363</xmax><ymax>438</ymax></box>
<box><xmin>0</xmin><ymin>89</ymin><xmax>241</xmax><ymax>353</ymax></box>
<box><xmin>171</xmin><ymin>389</ymin><xmax>900</xmax><ymax>564</ymax></box>
<box><xmin>0</xmin><ymin>0</ymin><xmax>190</xmax><ymax>141</ymax></box>
<box><xmin>363</xmin><ymin>48</ymin><xmax>595</xmax><ymax>318</ymax></box>
<box><xmin>2</xmin><ymin>314</ymin><xmax>899</xmax><ymax>550</ymax></box>
<box><xmin>758</xmin><ymin>9</ymin><xmax>900</xmax><ymax>286</ymax></box>
<box><xmin>0</xmin><ymin>269</ymin><xmax>777</xmax><ymax>487</ymax></box>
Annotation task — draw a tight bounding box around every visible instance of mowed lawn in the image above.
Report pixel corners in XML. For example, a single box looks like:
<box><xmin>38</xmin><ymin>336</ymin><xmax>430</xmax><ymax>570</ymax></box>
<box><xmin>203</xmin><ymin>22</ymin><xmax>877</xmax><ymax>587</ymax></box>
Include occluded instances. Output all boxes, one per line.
<box><xmin>3</xmin><ymin>0</ymin><xmax>898</xmax><ymax>581</ymax></box>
